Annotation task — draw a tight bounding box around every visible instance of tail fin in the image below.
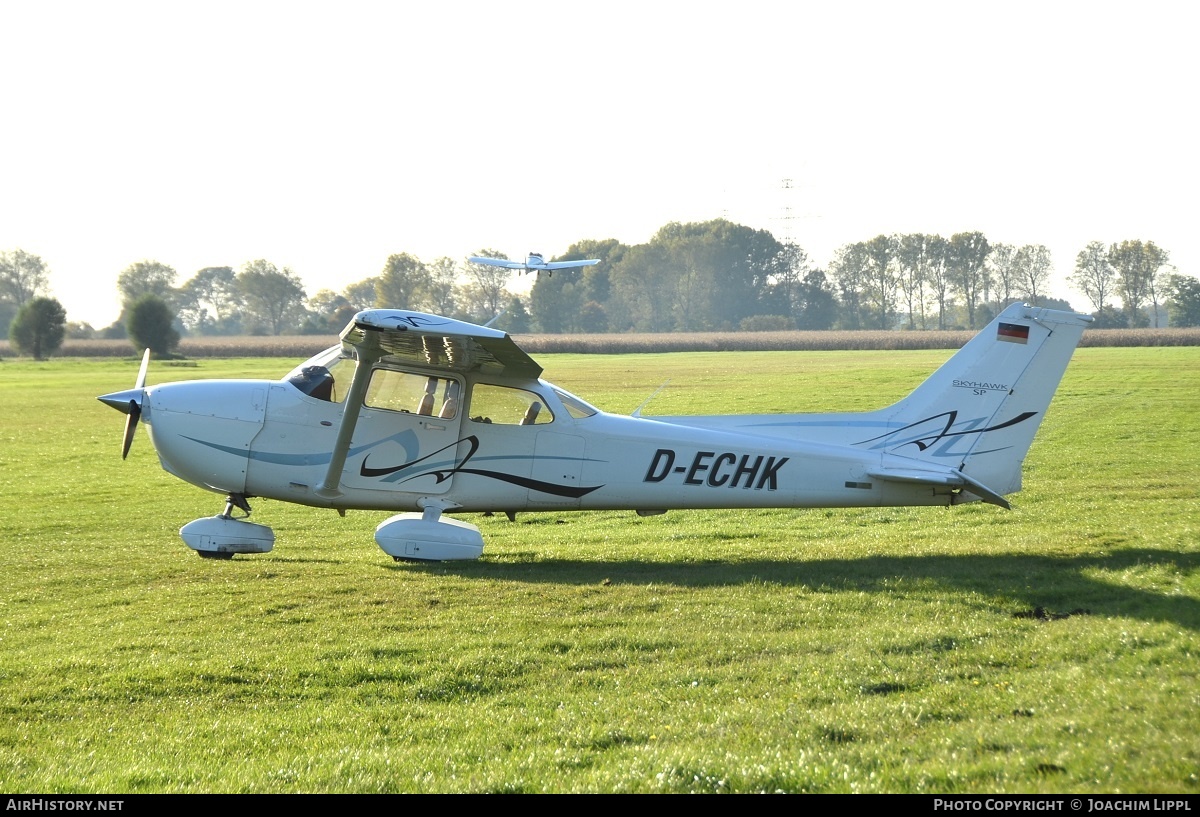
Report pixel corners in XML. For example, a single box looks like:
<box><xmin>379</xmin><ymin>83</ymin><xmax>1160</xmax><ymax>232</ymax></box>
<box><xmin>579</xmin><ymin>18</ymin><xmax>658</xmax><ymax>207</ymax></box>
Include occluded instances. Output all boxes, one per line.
<box><xmin>860</xmin><ymin>303</ymin><xmax>1091</xmax><ymax>505</ymax></box>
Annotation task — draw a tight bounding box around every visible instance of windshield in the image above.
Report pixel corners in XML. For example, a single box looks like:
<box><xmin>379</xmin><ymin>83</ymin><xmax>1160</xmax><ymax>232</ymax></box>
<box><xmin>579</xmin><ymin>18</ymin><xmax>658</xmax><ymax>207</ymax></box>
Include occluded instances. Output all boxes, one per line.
<box><xmin>284</xmin><ymin>346</ymin><xmax>355</xmax><ymax>402</ymax></box>
<box><xmin>553</xmin><ymin>387</ymin><xmax>598</xmax><ymax>419</ymax></box>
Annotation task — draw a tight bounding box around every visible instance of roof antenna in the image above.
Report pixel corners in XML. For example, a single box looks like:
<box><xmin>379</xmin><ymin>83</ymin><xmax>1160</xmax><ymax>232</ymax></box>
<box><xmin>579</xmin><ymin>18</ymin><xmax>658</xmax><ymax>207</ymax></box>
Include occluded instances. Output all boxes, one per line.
<box><xmin>483</xmin><ymin>309</ymin><xmax>507</xmax><ymax>329</ymax></box>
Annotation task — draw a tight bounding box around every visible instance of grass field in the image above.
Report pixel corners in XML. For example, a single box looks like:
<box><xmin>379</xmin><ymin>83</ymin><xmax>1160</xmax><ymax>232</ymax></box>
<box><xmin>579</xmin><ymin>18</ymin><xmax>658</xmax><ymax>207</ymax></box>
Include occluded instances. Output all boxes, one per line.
<box><xmin>1</xmin><ymin>348</ymin><xmax>1197</xmax><ymax>793</ymax></box>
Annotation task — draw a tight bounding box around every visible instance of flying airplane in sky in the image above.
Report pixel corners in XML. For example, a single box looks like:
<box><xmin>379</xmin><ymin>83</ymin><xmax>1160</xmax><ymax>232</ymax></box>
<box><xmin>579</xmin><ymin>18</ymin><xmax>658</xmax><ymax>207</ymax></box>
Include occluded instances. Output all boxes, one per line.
<box><xmin>468</xmin><ymin>252</ymin><xmax>601</xmax><ymax>275</ymax></box>
<box><xmin>98</xmin><ymin>303</ymin><xmax>1092</xmax><ymax>562</ymax></box>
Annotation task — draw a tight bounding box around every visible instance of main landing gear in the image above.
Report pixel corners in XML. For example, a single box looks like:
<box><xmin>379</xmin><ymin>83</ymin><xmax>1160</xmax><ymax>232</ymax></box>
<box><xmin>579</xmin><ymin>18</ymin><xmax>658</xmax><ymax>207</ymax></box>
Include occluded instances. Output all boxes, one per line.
<box><xmin>179</xmin><ymin>493</ymin><xmax>276</xmax><ymax>560</ymax></box>
<box><xmin>176</xmin><ymin>495</ymin><xmax>485</xmax><ymax>563</ymax></box>
<box><xmin>375</xmin><ymin>498</ymin><xmax>485</xmax><ymax>562</ymax></box>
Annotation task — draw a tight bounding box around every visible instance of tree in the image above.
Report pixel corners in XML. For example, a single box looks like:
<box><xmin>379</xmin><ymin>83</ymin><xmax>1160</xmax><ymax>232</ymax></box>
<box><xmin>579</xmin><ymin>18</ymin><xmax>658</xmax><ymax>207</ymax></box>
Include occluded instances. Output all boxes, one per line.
<box><xmin>861</xmin><ymin>234</ymin><xmax>899</xmax><ymax>329</ymax></box>
<box><xmin>126</xmin><ymin>294</ymin><xmax>181</xmax><ymax>358</ymax></box>
<box><xmin>117</xmin><ymin>260</ymin><xmax>177</xmax><ymax>310</ymax></box>
<box><xmin>793</xmin><ymin>270</ymin><xmax>838</xmax><ymax>330</ymax></box>
<box><xmin>829</xmin><ymin>242</ymin><xmax>869</xmax><ymax>329</ymax></box>
<box><xmin>306</xmin><ymin>289</ymin><xmax>355</xmax><ymax>333</ymax></box>
<box><xmin>176</xmin><ymin>266</ymin><xmax>238</xmax><ymax>334</ymax></box>
<box><xmin>987</xmin><ymin>243</ymin><xmax>1021</xmax><ymax>309</ymax></box>
<box><xmin>764</xmin><ymin>241</ymin><xmax>811</xmax><ymax>321</ymax></box>
<box><xmin>235</xmin><ymin>260</ymin><xmax>306</xmax><ymax>334</ymax></box>
<box><xmin>658</xmin><ymin>224</ymin><xmax>718</xmax><ymax>330</ymax></box>
<box><xmin>1089</xmin><ymin>304</ymin><xmax>1127</xmax><ymax>328</ymax></box>
<box><xmin>426</xmin><ymin>257</ymin><xmax>459</xmax><ymax>316</ymax></box>
<box><xmin>918</xmin><ymin>234</ymin><xmax>954</xmax><ymax>329</ymax></box>
<box><xmin>462</xmin><ymin>249</ymin><xmax>513</xmax><ymax>322</ymax></box>
<box><xmin>1069</xmin><ymin>241</ymin><xmax>1116</xmax><ymax>313</ymax></box>
<box><xmin>1166</xmin><ymin>274</ymin><xmax>1200</xmax><ymax>327</ymax></box>
<box><xmin>0</xmin><ymin>301</ymin><xmax>14</xmax><ymax>339</ymax></box>
<box><xmin>1109</xmin><ymin>240</ymin><xmax>1169</xmax><ymax>327</ymax></box>
<box><xmin>8</xmin><ymin>296</ymin><xmax>66</xmax><ymax>360</ymax></box>
<box><xmin>608</xmin><ymin>243</ymin><xmax>673</xmax><ymax>332</ymax></box>
<box><xmin>566</xmin><ymin>239</ymin><xmax>624</xmax><ymax>307</ymax></box>
<box><xmin>342</xmin><ymin>278</ymin><xmax>378</xmax><ymax>311</ymax></box>
<box><xmin>1014</xmin><ymin>244</ymin><xmax>1052</xmax><ymax>305</ymax></box>
<box><xmin>704</xmin><ymin>220</ymin><xmax>782</xmax><ymax>329</ymax></box>
<box><xmin>529</xmin><ymin>269</ymin><xmax>577</xmax><ymax>333</ymax></box>
<box><xmin>604</xmin><ymin>221</ymin><xmax>780</xmax><ymax>332</ymax></box>
<box><xmin>577</xmin><ymin>300</ymin><xmax>608</xmax><ymax>333</ymax></box>
<box><xmin>375</xmin><ymin>253</ymin><xmax>430</xmax><ymax>310</ymax></box>
<box><xmin>947</xmin><ymin>232</ymin><xmax>991</xmax><ymax>328</ymax></box>
<box><xmin>1146</xmin><ymin>264</ymin><xmax>1170</xmax><ymax>328</ymax></box>
<box><xmin>656</xmin><ymin>220</ymin><xmax>781</xmax><ymax>330</ymax></box>
<box><xmin>495</xmin><ymin>296</ymin><xmax>532</xmax><ymax>333</ymax></box>
<box><xmin>896</xmin><ymin>234</ymin><xmax>932</xmax><ymax>329</ymax></box>
<box><xmin>530</xmin><ymin>239</ymin><xmax>626</xmax><ymax>333</ymax></box>
<box><xmin>0</xmin><ymin>249</ymin><xmax>51</xmax><ymax>310</ymax></box>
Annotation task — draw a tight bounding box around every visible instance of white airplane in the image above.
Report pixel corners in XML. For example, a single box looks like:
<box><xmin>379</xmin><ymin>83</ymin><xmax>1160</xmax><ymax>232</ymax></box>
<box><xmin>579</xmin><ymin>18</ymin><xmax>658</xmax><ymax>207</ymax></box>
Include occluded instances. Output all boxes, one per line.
<box><xmin>467</xmin><ymin>252</ymin><xmax>600</xmax><ymax>275</ymax></box>
<box><xmin>98</xmin><ymin>303</ymin><xmax>1092</xmax><ymax>562</ymax></box>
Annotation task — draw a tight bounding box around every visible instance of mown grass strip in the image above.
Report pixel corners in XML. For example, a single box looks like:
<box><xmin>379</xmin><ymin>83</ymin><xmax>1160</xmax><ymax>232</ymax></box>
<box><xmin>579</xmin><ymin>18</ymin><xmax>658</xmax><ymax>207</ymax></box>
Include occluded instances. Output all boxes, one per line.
<box><xmin>0</xmin><ymin>349</ymin><xmax>1196</xmax><ymax>793</ymax></box>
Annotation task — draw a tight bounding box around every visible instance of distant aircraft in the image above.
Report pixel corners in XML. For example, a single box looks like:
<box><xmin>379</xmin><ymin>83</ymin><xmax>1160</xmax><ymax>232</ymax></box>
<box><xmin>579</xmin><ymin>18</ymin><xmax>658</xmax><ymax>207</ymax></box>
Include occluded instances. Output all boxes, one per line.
<box><xmin>99</xmin><ymin>303</ymin><xmax>1092</xmax><ymax>563</ymax></box>
<box><xmin>468</xmin><ymin>252</ymin><xmax>600</xmax><ymax>276</ymax></box>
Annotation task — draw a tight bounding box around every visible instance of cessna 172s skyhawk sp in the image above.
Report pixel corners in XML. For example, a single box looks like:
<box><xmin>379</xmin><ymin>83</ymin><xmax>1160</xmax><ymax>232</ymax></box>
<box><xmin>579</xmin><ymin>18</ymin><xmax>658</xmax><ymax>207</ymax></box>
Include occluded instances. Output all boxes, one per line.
<box><xmin>98</xmin><ymin>303</ymin><xmax>1091</xmax><ymax>562</ymax></box>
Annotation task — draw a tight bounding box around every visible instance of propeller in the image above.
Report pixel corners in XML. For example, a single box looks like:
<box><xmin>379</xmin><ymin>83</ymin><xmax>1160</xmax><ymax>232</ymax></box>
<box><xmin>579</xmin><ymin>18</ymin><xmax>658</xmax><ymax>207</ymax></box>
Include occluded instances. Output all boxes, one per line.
<box><xmin>97</xmin><ymin>349</ymin><xmax>151</xmax><ymax>460</ymax></box>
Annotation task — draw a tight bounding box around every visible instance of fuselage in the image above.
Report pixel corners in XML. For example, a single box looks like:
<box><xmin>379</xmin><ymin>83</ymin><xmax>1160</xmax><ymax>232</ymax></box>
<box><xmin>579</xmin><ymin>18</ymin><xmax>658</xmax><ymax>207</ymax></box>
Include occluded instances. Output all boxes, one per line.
<box><xmin>138</xmin><ymin>361</ymin><xmax>954</xmax><ymax>516</ymax></box>
<box><xmin>99</xmin><ymin>304</ymin><xmax>1091</xmax><ymax>562</ymax></box>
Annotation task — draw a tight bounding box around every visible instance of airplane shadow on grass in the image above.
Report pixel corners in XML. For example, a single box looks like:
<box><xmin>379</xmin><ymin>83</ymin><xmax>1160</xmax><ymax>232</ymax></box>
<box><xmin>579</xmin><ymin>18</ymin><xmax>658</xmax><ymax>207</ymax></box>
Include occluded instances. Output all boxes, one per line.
<box><xmin>406</xmin><ymin>547</ymin><xmax>1200</xmax><ymax>631</ymax></box>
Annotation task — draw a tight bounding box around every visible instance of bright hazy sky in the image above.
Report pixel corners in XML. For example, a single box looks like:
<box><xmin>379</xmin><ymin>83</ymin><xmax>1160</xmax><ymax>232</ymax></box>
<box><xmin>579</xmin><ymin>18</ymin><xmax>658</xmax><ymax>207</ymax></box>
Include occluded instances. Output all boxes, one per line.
<box><xmin>2</xmin><ymin>1</ymin><xmax>1194</xmax><ymax>327</ymax></box>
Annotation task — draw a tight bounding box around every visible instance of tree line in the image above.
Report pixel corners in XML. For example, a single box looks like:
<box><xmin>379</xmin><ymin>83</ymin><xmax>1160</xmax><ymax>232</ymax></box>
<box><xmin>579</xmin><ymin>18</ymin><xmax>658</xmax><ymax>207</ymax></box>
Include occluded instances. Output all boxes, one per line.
<box><xmin>4</xmin><ymin>224</ymin><xmax>1199</xmax><ymax>358</ymax></box>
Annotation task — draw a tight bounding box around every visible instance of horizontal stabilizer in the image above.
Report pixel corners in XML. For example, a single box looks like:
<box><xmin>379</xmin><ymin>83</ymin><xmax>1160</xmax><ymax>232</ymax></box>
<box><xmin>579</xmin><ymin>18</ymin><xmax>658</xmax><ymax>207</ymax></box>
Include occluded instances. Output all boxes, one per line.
<box><xmin>866</xmin><ymin>466</ymin><xmax>1011</xmax><ymax>509</ymax></box>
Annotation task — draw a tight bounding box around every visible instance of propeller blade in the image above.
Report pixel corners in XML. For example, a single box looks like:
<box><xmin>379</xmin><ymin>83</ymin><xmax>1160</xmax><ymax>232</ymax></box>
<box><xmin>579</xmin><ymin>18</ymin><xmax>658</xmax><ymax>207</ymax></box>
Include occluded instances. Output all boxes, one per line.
<box><xmin>122</xmin><ymin>349</ymin><xmax>150</xmax><ymax>458</ymax></box>
<box><xmin>121</xmin><ymin>400</ymin><xmax>142</xmax><ymax>460</ymax></box>
<box><xmin>135</xmin><ymin>348</ymin><xmax>150</xmax><ymax>389</ymax></box>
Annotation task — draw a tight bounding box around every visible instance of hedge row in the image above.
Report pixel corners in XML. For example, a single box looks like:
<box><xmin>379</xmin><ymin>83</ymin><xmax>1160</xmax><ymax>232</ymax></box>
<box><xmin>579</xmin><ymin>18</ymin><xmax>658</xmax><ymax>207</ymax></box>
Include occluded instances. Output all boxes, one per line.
<box><xmin>3</xmin><ymin>326</ymin><xmax>1199</xmax><ymax>359</ymax></box>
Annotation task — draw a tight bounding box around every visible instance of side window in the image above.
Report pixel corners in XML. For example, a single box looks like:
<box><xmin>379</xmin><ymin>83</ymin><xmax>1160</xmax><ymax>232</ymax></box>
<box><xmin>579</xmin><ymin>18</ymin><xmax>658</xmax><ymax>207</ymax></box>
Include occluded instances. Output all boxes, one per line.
<box><xmin>365</xmin><ymin>370</ymin><xmax>460</xmax><ymax>419</ymax></box>
<box><xmin>469</xmin><ymin>384</ymin><xmax>553</xmax><ymax>426</ymax></box>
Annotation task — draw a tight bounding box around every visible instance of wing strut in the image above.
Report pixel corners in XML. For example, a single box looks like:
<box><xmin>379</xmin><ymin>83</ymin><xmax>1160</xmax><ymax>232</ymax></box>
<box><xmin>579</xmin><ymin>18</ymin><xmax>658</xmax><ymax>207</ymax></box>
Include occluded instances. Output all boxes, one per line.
<box><xmin>316</xmin><ymin>331</ymin><xmax>383</xmax><ymax>499</ymax></box>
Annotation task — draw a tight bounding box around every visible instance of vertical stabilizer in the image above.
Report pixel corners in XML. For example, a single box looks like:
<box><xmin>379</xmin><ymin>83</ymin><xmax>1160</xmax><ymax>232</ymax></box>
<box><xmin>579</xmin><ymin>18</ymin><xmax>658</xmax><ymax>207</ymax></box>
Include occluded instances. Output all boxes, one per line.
<box><xmin>859</xmin><ymin>304</ymin><xmax>1091</xmax><ymax>501</ymax></box>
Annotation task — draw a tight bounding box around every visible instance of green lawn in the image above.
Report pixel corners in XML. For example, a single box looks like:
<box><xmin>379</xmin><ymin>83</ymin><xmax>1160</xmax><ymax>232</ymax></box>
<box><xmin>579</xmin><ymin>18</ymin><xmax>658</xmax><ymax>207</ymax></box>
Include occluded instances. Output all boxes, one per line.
<box><xmin>0</xmin><ymin>348</ymin><xmax>1196</xmax><ymax>793</ymax></box>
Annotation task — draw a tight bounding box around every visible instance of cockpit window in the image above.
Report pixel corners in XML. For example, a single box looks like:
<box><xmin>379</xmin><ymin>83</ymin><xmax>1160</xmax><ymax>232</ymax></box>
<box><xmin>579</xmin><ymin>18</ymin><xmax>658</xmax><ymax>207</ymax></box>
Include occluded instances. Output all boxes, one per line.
<box><xmin>469</xmin><ymin>384</ymin><xmax>553</xmax><ymax>425</ymax></box>
<box><xmin>285</xmin><ymin>346</ymin><xmax>354</xmax><ymax>403</ymax></box>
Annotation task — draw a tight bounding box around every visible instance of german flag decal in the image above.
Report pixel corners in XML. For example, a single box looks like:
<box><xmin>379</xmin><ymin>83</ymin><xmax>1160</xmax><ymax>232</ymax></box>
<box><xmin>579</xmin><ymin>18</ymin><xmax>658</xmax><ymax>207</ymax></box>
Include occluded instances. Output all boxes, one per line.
<box><xmin>998</xmin><ymin>322</ymin><xmax>1030</xmax><ymax>343</ymax></box>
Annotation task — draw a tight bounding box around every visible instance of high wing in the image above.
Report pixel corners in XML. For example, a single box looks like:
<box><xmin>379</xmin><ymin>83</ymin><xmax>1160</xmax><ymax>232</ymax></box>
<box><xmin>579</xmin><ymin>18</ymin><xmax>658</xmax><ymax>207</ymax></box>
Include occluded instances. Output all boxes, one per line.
<box><xmin>468</xmin><ymin>255</ymin><xmax>601</xmax><ymax>272</ymax></box>
<box><xmin>540</xmin><ymin>259</ymin><xmax>600</xmax><ymax>270</ymax></box>
<box><xmin>343</xmin><ymin>309</ymin><xmax>541</xmax><ymax>378</ymax></box>
<box><xmin>316</xmin><ymin>309</ymin><xmax>541</xmax><ymax>498</ymax></box>
<box><xmin>468</xmin><ymin>256</ymin><xmax>528</xmax><ymax>270</ymax></box>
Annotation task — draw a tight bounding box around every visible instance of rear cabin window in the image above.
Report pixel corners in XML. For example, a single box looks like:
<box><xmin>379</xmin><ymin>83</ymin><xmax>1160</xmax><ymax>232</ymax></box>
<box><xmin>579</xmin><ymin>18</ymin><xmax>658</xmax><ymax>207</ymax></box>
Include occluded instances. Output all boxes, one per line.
<box><xmin>469</xmin><ymin>384</ymin><xmax>553</xmax><ymax>426</ymax></box>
